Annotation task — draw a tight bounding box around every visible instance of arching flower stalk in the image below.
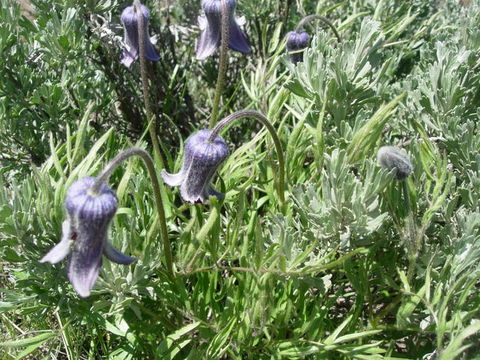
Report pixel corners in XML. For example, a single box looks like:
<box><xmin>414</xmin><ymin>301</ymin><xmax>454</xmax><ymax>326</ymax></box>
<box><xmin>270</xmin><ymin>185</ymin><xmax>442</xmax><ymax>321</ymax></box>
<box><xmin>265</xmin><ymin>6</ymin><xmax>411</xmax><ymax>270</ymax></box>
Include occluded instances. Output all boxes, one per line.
<box><xmin>210</xmin><ymin>110</ymin><xmax>286</xmax><ymax>213</ymax></box>
<box><xmin>163</xmin><ymin>111</ymin><xmax>286</xmax><ymax>213</ymax></box>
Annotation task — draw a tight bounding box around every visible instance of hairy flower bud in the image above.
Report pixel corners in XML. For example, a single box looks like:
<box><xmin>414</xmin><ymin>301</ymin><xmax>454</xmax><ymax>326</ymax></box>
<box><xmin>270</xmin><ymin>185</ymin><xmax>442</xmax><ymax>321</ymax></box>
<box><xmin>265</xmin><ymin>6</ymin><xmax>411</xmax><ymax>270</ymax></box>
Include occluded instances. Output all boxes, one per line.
<box><xmin>162</xmin><ymin>130</ymin><xmax>229</xmax><ymax>203</ymax></box>
<box><xmin>196</xmin><ymin>0</ymin><xmax>250</xmax><ymax>60</ymax></box>
<box><xmin>286</xmin><ymin>31</ymin><xmax>310</xmax><ymax>63</ymax></box>
<box><xmin>40</xmin><ymin>177</ymin><xmax>136</xmax><ymax>298</ymax></box>
<box><xmin>120</xmin><ymin>4</ymin><xmax>160</xmax><ymax>68</ymax></box>
<box><xmin>377</xmin><ymin>146</ymin><xmax>413</xmax><ymax>180</ymax></box>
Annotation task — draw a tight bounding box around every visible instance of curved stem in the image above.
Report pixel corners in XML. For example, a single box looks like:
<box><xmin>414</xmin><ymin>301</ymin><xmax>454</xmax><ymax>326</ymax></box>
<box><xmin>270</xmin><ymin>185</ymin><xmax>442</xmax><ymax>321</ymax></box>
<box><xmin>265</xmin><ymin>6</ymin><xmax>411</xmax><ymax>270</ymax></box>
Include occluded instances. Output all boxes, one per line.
<box><xmin>134</xmin><ymin>0</ymin><xmax>164</xmax><ymax>168</ymax></box>
<box><xmin>295</xmin><ymin>14</ymin><xmax>341</xmax><ymax>42</ymax></box>
<box><xmin>210</xmin><ymin>110</ymin><xmax>286</xmax><ymax>213</ymax></box>
<box><xmin>209</xmin><ymin>0</ymin><xmax>229</xmax><ymax>129</ymax></box>
<box><xmin>91</xmin><ymin>148</ymin><xmax>174</xmax><ymax>277</ymax></box>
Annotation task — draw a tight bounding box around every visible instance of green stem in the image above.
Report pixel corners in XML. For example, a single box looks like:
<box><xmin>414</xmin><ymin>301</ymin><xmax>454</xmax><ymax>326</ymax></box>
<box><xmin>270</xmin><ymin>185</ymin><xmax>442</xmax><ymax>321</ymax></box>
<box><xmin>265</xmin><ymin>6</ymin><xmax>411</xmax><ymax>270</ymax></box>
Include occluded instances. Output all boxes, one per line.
<box><xmin>403</xmin><ymin>180</ymin><xmax>417</xmax><ymax>281</ymax></box>
<box><xmin>209</xmin><ymin>110</ymin><xmax>286</xmax><ymax>213</ymax></box>
<box><xmin>295</xmin><ymin>14</ymin><xmax>341</xmax><ymax>42</ymax></box>
<box><xmin>91</xmin><ymin>148</ymin><xmax>174</xmax><ymax>277</ymax></box>
<box><xmin>134</xmin><ymin>0</ymin><xmax>164</xmax><ymax>168</ymax></box>
<box><xmin>209</xmin><ymin>0</ymin><xmax>229</xmax><ymax>128</ymax></box>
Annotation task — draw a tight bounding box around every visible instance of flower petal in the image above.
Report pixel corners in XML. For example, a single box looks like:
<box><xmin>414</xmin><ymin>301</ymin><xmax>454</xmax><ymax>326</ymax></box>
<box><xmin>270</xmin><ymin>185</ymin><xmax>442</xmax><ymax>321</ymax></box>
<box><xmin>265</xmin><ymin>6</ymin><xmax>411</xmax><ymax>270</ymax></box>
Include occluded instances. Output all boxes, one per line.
<box><xmin>161</xmin><ymin>169</ymin><xmax>185</xmax><ymax>187</ymax></box>
<box><xmin>228</xmin><ymin>18</ymin><xmax>250</xmax><ymax>54</ymax></box>
<box><xmin>205</xmin><ymin>184</ymin><xmax>225</xmax><ymax>200</ymax></box>
<box><xmin>104</xmin><ymin>242</ymin><xmax>137</xmax><ymax>265</ymax></box>
<box><xmin>67</xmin><ymin>223</ymin><xmax>107</xmax><ymax>297</ymax></box>
<box><xmin>144</xmin><ymin>36</ymin><xmax>160</xmax><ymax>61</ymax></box>
<box><xmin>39</xmin><ymin>220</ymin><xmax>72</xmax><ymax>264</ymax></box>
<box><xmin>121</xmin><ymin>49</ymin><xmax>137</xmax><ymax>68</ymax></box>
<box><xmin>198</xmin><ymin>15</ymin><xmax>207</xmax><ymax>31</ymax></box>
<box><xmin>68</xmin><ymin>253</ymin><xmax>102</xmax><ymax>298</ymax></box>
<box><xmin>196</xmin><ymin>21</ymin><xmax>221</xmax><ymax>60</ymax></box>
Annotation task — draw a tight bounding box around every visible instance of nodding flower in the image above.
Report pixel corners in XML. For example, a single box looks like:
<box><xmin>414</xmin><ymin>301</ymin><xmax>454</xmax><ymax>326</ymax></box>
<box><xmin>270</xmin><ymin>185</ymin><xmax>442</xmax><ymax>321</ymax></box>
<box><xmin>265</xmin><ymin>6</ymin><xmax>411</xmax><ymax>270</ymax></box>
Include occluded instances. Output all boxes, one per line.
<box><xmin>377</xmin><ymin>146</ymin><xmax>413</xmax><ymax>180</ymax></box>
<box><xmin>162</xmin><ymin>129</ymin><xmax>229</xmax><ymax>203</ymax></box>
<box><xmin>40</xmin><ymin>177</ymin><xmax>137</xmax><ymax>298</ymax></box>
<box><xmin>120</xmin><ymin>4</ymin><xmax>160</xmax><ymax>68</ymax></box>
<box><xmin>196</xmin><ymin>0</ymin><xmax>250</xmax><ymax>60</ymax></box>
<box><xmin>286</xmin><ymin>31</ymin><xmax>310</xmax><ymax>64</ymax></box>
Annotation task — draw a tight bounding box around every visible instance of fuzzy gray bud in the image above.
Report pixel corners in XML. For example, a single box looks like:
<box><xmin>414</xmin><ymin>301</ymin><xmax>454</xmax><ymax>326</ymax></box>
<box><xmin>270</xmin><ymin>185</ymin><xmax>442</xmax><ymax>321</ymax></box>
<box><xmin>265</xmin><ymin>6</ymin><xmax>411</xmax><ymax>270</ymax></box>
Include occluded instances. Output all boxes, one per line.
<box><xmin>377</xmin><ymin>146</ymin><xmax>413</xmax><ymax>180</ymax></box>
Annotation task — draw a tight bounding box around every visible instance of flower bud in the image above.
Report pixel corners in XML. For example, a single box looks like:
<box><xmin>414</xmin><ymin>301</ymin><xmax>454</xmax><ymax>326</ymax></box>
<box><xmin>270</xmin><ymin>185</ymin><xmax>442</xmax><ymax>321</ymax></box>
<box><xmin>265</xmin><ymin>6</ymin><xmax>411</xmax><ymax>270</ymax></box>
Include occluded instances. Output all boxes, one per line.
<box><xmin>162</xmin><ymin>130</ymin><xmax>229</xmax><ymax>203</ymax></box>
<box><xmin>377</xmin><ymin>146</ymin><xmax>413</xmax><ymax>180</ymax></box>
<box><xmin>286</xmin><ymin>31</ymin><xmax>310</xmax><ymax>63</ymax></box>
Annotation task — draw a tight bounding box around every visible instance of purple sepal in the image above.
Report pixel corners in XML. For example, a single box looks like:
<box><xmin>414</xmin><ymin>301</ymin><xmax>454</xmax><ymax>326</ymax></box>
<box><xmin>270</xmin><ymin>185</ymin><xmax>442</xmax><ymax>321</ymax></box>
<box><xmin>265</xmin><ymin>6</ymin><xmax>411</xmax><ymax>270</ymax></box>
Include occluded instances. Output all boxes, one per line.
<box><xmin>39</xmin><ymin>221</ymin><xmax>72</xmax><ymax>264</ymax></box>
<box><xmin>104</xmin><ymin>242</ymin><xmax>137</xmax><ymax>265</ymax></box>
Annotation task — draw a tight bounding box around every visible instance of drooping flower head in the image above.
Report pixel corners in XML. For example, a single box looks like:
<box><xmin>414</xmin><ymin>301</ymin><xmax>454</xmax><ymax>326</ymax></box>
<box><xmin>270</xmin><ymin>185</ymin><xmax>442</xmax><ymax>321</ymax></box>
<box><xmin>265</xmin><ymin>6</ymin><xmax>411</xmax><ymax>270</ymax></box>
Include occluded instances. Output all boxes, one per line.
<box><xmin>162</xmin><ymin>130</ymin><xmax>229</xmax><ymax>203</ymax></box>
<box><xmin>120</xmin><ymin>4</ymin><xmax>160</xmax><ymax>68</ymax></box>
<box><xmin>196</xmin><ymin>0</ymin><xmax>250</xmax><ymax>60</ymax></box>
<box><xmin>377</xmin><ymin>146</ymin><xmax>413</xmax><ymax>180</ymax></box>
<box><xmin>40</xmin><ymin>177</ymin><xmax>136</xmax><ymax>297</ymax></box>
<box><xmin>286</xmin><ymin>31</ymin><xmax>310</xmax><ymax>64</ymax></box>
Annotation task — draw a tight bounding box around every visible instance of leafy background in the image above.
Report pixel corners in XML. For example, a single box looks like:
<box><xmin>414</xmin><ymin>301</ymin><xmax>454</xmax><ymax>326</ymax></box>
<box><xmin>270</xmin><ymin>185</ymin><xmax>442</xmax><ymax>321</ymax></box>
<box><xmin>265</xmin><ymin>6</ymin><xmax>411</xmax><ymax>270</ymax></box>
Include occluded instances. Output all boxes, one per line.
<box><xmin>1</xmin><ymin>0</ymin><xmax>479</xmax><ymax>359</ymax></box>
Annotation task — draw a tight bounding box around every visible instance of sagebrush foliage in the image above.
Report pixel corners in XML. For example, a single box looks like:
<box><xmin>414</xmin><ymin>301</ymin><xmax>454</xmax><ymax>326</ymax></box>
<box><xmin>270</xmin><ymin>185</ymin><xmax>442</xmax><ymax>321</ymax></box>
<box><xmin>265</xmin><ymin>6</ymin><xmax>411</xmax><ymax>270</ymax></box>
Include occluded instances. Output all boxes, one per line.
<box><xmin>1</xmin><ymin>0</ymin><xmax>479</xmax><ymax>359</ymax></box>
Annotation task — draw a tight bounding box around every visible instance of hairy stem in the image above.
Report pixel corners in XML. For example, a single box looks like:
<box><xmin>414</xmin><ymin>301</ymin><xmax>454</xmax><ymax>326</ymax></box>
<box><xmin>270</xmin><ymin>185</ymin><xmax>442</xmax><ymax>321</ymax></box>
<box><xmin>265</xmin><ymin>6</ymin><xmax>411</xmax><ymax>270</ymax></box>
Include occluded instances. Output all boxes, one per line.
<box><xmin>134</xmin><ymin>0</ymin><xmax>164</xmax><ymax>168</ymax></box>
<box><xmin>209</xmin><ymin>0</ymin><xmax>229</xmax><ymax>128</ymax></box>
<box><xmin>91</xmin><ymin>148</ymin><xmax>174</xmax><ymax>277</ymax></box>
<box><xmin>404</xmin><ymin>180</ymin><xmax>418</xmax><ymax>281</ymax></box>
<box><xmin>295</xmin><ymin>14</ymin><xmax>341</xmax><ymax>42</ymax></box>
<box><xmin>210</xmin><ymin>110</ymin><xmax>286</xmax><ymax>213</ymax></box>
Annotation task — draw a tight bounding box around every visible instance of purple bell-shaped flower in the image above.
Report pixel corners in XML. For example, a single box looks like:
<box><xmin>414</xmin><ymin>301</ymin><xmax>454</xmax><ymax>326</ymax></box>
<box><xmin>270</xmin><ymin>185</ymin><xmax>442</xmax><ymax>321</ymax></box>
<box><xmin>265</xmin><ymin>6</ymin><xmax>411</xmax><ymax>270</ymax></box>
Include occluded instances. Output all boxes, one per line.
<box><xmin>162</xmin><ymin>130</ymin><xmax>229</xmax><ymax>203</ymax></box>
<box><xmin>377</xmin><ymin>146</ymin><xmax>413</xmax><ymax>180</ymax></box>
<box><xmin>40</xmin><ymin>177</ymin><xmax>137</xmax><ymax>297</ymax></box>
<box><xmin>120</xmin><ymin>4</ymin><xmax>160</xmax><ymax>68</ymax></box>
<box><xmin>286</xmin><ymin>31</ymin><xmax>310</xmax><ymax>64</ymax></box>
<box><xmin>196</xmin><ymin>0</ymin><xmax>250</xmax><ymax>60</ymax></box>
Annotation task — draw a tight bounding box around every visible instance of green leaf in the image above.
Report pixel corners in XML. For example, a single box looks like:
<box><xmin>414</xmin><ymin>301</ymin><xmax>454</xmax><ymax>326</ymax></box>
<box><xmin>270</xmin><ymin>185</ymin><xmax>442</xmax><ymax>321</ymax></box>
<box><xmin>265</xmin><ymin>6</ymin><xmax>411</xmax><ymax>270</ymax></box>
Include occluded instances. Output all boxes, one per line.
<box><xmin>0</xmin><ymin>332</ymin><xmax>57</xmax><ymax>348</ymax></box>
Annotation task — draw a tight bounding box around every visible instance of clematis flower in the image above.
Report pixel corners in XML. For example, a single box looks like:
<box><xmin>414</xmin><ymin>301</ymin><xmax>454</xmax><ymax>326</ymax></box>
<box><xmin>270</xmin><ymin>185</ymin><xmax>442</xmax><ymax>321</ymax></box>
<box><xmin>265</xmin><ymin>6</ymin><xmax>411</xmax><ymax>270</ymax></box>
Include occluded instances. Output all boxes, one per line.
<box><xmin>162</xmin><ymin>129</ymin><xmax>229</xmax><ymax>203</ymax></box>
<box><xmin>40</xmin><ymin>177</ymin><xmax>137</xmax><ymax>298</ymax></box>
<box><xmin>120</xmin><ymin>4</ymin><xmax>160</xmax><ymax>68</ymax></box>
<box><xmin>377</xmin><ymin>146</ymin><xmax>413</xmax><ymax>180</ymax></box>
<box><xmin>286</xmin><ymin>31</ymin><xmax>310</xmax><ymax>64</ymax></box>
<box><xmin>196</xmin><ymin>0</ymin><xmax>250</xmax><ymax>60</ymax></box>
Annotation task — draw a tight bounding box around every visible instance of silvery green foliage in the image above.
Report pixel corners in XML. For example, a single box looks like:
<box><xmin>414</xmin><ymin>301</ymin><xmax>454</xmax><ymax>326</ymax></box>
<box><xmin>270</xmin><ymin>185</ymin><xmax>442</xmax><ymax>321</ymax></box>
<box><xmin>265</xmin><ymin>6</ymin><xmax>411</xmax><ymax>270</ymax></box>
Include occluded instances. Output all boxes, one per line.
<box><xmin>286</xmin><ymin>31</ymin><xmax>309</xmax><ymax>64</ymax></box>
<box><xmin>162</xmin><ymin>130</ymin><xmax>229</xmax><ymax>203</ymax></box>
<box><xmin>291</xmin><ymin>150</ymin><xmax>390</xmax><ymax>249</ymax></box>
<box><xmin>120</xmin><ymin>4</ymin><xmax>160</xmax><ymax>67</ymax></box>
<box><xmin>377</xmin><ymin>146</ymin><xmax>413</xmax><ymax>180</ymax></box>
<box><xmin>285</xmin><ymin>18</ymin><xmax>385</xmax><ymax>123</ymax></box>
<box><xmin>196</xmin><ymin>0</ymin><xmax>250</xmax><ymax>60</ymax></box>
<box><xmin>448</xmin><ymin>210</ymin><xmax>480</xmax><ymax>280</ymax></box>
<box><xmin>40</xmin><ymin>177</ymin><xmax>136</xmax><ymax>297</ymax></box>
